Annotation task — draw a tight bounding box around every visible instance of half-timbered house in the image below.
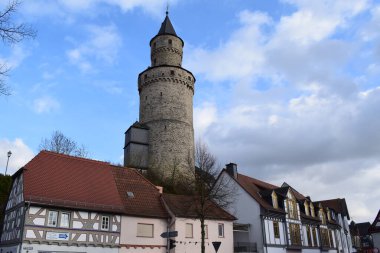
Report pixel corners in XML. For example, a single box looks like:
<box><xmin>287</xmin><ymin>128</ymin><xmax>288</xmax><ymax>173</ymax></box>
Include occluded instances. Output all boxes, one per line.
<box><xmin>219</xmin><ymin>163</ymin><xmax>351</xmax><ymax>253</ymax></box>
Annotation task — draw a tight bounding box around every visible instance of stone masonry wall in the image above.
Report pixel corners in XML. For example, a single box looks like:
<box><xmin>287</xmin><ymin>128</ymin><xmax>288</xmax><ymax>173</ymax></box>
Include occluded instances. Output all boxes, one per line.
<box><xmin>138</xmin><ymin>66</ymin><xmax>195</xmax><ymax>175</ymax></box>
<box><xmin>150</xmin><ymin>34</ymin><xmax>183</xmax><ymax>67</ymax></box>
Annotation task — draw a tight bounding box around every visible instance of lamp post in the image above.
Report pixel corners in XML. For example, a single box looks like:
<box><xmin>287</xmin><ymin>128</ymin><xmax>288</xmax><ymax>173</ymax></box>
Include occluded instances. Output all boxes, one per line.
<box><xmin>5</xmin><ymin>150</ymin><xmax>12</xmax><ymax>175</ymax></box>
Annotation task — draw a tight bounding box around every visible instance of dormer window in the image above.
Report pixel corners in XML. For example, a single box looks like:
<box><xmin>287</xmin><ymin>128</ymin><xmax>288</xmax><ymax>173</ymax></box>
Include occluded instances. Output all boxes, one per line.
<box><xmin>310</xmin><ymin>203</ymin><xmax>315</xmax><ymax>217</ymax></box>
<box><xmin>272</xmin><ymin>191</ymin><xmax>278</xmax><ymax>209</ymax></box>
<box><xmin>319</xmin><ymin>209</ymin><xmax>326</xmax><ymax>224</ymax></box>
<box><xmin>327</xmin><ymin>208</ymin><xmax>331</xmax><ymax>221</ymax></box>
<box><xmin>304</xmin><ymin>201</ymin><xmax>310</xmax><ymax>216</ymax></box>
<box><xmin>287</xmin><ymin>192</ymin><xmax>298</xmax><ymax>220</ymax></box>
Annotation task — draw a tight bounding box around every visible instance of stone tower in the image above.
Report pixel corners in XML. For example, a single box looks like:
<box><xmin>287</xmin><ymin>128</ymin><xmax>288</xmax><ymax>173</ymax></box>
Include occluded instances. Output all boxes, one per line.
<box><xmin>124</xmin><ymin>13</ymin><xmax>195</xmax><ymax>176</ymax></box>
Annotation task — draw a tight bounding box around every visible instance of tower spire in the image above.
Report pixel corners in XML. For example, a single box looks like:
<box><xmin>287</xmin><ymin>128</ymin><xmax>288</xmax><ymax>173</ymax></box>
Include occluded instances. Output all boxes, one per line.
<box><xmin>166</xmin><ymin>2</ymin><xmax>169</xmax><ymax>16</ymax></box>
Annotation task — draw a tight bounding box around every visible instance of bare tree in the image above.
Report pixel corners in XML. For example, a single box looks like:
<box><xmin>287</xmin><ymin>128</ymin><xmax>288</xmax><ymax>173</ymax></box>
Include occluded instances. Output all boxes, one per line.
<box><xmin>0</xmin><ymin>0</ymin><xmax>36</xmax><ymax>96</ymax></box>
<box><xmin>39</xmin><ymin>131</ymin><xmax>88</xmax><ymax>158</ymax></box>
<box><xmin>189</xmin><ymin>140</ymin><xmax>236</xmax><ymax>253</ymax></box>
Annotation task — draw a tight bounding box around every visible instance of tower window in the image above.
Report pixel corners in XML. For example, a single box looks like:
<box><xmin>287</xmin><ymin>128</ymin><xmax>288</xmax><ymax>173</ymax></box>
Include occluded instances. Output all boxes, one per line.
<box><xmin>153</xmin><ymin>42</ymin><xmax>156</xmax><ymax>49</ymax></box>
<box><xmin>162</xmin><ymin>72</ymin><xmax>165</xmax><ymax>76</ymax></box>
<box><xmin>188</xmin><ymin>76</ymin><xmax>191</xmax><ymax>81</ymax></box>
<box><xmin>170</xmin><ymin>70</ymin><xmax>175</xmax><ymax>76</ymax></box>
<box><xmin>160</xmin><ymin>92</ymin><xmax>162</xmax><ymax>96</ymax></box>
<box><xmin>144</xmin><ymin>74</ymin><xmax>147</xmax><ymax>79</ymax></box>
<box><xmin>168</xmin><ymin>39</ymin><xmax>172</xmax><ymax>45</ymax></box>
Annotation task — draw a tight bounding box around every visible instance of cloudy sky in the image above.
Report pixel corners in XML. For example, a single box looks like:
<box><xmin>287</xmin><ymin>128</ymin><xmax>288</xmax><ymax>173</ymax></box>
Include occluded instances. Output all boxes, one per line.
<box><xmin>0</xmin><ymin>0</ymin><xmax>379</xmax><ymax>222</ymax></box>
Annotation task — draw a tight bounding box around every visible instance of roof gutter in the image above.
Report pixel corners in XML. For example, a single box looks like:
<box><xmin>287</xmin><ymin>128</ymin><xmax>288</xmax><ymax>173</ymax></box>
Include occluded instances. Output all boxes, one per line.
<box><xmin>160</xmin><ymin>196</ymin><xmax>176</xmax><ymax>253</ymax></box>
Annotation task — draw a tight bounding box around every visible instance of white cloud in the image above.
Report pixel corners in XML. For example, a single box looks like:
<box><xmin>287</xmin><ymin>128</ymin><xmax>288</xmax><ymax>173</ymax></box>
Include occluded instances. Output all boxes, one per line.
<box><xmin>32</xmin><ymin>96</ymin><xmax>60</xmax><ymax>114</ymax></box>
<box><xmin>0</xmin><ymin>138</ymin><xmax>35</xmax><ymax>175</ymax></box>
<box><xmin>189</xmin><ymin>1</ymin><xmax>379</xmax><ymax>222</ymax></box>
<box><xmin>194</xmin><ymin>103</ymin><xmax>217</xmax><ymax>138</ymax></box>
<box><xmin>22</xmin><ymin>0</ymin><xmax>181</xmax><ymax>19</ymax></box>
<box><xmin>66</xmin><ymin>24</ymin><xmax>122</xmax><ymax>73</ymax></box>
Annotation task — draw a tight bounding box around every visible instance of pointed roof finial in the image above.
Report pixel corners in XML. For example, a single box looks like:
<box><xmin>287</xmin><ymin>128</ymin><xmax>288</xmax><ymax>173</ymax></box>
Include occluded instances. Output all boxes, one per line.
<box><xmin>166</xmin><ymin>2</ymin><xmax>169</xmax><ymax>16</ymax></box>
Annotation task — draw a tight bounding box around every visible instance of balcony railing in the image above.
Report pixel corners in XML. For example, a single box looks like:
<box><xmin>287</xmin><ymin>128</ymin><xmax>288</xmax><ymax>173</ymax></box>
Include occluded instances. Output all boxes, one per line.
<box><xmin>234</xmin><ymin>242</ymin><xmax>257</xmax><ymax>253</ymax></box>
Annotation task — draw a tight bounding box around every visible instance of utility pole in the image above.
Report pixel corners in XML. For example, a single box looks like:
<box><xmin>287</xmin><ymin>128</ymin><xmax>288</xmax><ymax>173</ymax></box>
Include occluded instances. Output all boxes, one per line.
<box><xmin>5</xmin><ymin>150</ymin><xmax>12</xmax><ymax>175</ymax></box>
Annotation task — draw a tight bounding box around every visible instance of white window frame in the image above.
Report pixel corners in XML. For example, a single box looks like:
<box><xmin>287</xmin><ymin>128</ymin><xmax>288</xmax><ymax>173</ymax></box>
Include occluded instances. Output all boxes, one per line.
<box><xmin>60</xmin><ymin>212</ymin><xmax>70</xmax><ymax>228</ymax></box>
<box><xmin>47</xmin><ymin>211</ymin><xmax>58</xmax><ymax>227</ymax></box>
<box><xmin>218</xmin><ymin>223</ymin><xmax>224</xmax><ymax>238</ymax></box>
<box><xmin>101</xmin><ymin>216</ymin><xmax>110</xmax><ymax>231</ymax></box>
<box><xmin>185</xmin><ymin>223</ymin><xmax>193</xmax><ymax>238</ymax></box>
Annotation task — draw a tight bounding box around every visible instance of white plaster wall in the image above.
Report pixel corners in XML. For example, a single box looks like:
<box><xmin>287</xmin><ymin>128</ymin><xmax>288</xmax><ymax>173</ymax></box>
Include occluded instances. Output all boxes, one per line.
<box><xmin>373</xmin><ymin>232</ymin><xmax>380</xmax><ymax>249</ymax></box>
<box><xmin>221</xmin><ymin>171</ymin><xmax>265</xmax><ymax>253</ymax></box>
<box><xmin>303</xmin><ymin>248</ymin><xmax>321</xmax><ymax>253</ymax></box>
<box><xmin>328</xmin><ymin>249</ymin><xmax>338</xmax><ymax>253</ymax></box>
<box><xmin>119</xmin><ymin>216</ymin><xmax>167</xmax><ymax>253</ymax></box>
<box><xmin>173</xmin><ymin>218</ymin><xmax>233</xmax><ymax>253</ymax></box>
<box><xmin>19</xmin><ymin>242</ymin><xmax>118</xmax><ymax>253</ymax></box>
<box><xmin>267</xmin><ymin>247</ymin><xmax>286</xmax><ymax>253</ymax></box>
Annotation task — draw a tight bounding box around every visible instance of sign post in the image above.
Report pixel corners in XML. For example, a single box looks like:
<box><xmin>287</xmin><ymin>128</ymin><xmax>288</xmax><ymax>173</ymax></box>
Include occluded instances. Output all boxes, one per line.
<box><xmin>161</xmin><ymin>230</ymin><xmax>178</xmax><ymax>253</ymax></box>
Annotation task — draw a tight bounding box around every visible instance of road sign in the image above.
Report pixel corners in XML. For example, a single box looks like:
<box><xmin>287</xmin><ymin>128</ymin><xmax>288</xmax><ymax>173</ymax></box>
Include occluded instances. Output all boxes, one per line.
<box><xmin>46</xmin><ymin>232</ymin><xmax>69</xmax><ymax>241</ymax></box>
<box><xmin>161</xmin><ymin>231</ymin><xmax>178</xmax><ymax>238</ymax></box>
<box><xmin>212</xmin><ymin>241</ymin><xmax>221</xmax><ymax>253</ymax></box>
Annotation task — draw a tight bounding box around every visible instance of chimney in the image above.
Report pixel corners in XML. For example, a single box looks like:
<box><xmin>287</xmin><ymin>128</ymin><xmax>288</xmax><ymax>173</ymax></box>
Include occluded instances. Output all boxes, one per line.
<box><xmin>226</xmin><ymin>163</ymin><xmax>238</xmax><ymax>179</ymax></box>
<box><xmin>156</xmin><ymin>186</ymin><xmax>163</xmax><ymax>194</ymax></box>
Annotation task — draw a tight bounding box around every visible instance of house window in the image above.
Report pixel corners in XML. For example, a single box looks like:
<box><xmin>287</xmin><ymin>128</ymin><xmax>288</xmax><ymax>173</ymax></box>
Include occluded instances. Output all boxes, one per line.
<box><xmin>101</xmin><ymin>216</ymin><xmax>110</xmax><ymax>230</ymax></box>
<box><xmin>328</xmin><ymin>230</ymin><xmax>334</xmax><ymax>247</ymax></box>
<box><xmin>137</xmin><ymin>223</ymin><xmax>154</xmax><ymax>237</ymax></box>
<box><xmin>289</xmin><ymin>223</ymin><xmax>301</xmax><ymax>246</ymax></box>
<box><xmin>272</xmin><ymin>192</ymin><xmax>278</xmax><ymax>209</ymax></box>
<box><xmin>319</xmin><ymin>210</ymin><xmax>326</xmax><ymax>224</ymax></box>
<box><xmin>304</xmin><ymin>202</ymin><xmax>310</xmax><ymax>216</ymax></box>
<box><xmin>327</xmin><ymin>209</ymin><xmax>331</xmax><ymax>221</ymax></box>
<box><xmin>204</xmin><ymin>225</ymin><xmax>208</xmax><ymax>239</ymax></box>
<box><xmin>287</xmin><ymin>199</ymin><xmax>298</xmax><ymax>219</ymax></box>
<box><xmin>218</xmin><ymin>223</ymin><xmax>224</xmax><ymax>237</ymax></box>
<box><xmin>186</xmin><ymin>223</ymin><xmax>193</xmax><ymax>238</ymax></box>
<box><xmin>307</xmin><ymin>225</ymin><xmax>312</xmax><ymax>246</ymax></box>
<box><xmin>312</xmin><ymin>227</ymin><xmax>318</xmax><ymax>246</ymax></box>
<box><xmin>273</xmin><ymin>221</ymin><xmax>280</xmax><ymax>238</ymax></box>
<box><xmin>60</xmin><ymin>212</ymin><xmax>70</xmax><ymax>228</ymax></box>
<box><xmin>47</xmin><ymin>211</ymin><xmax>58</xmax><ymax>227</ymax></box>
<box><xmin>310</xmin><ymin>203</ymin><xmax>315</xmax><ymax>217</ymax></box>
<box><xmin>320</xmin><ymin>228</ymin><xmax>330</xmax><ymax>247</ymax></box>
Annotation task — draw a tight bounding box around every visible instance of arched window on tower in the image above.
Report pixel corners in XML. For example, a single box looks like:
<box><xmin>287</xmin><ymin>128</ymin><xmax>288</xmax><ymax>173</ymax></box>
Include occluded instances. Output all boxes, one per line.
<box><xmin>168</xmin><ymin>39</ymin><xmax>172</xmax><ymax>46</ymax></box>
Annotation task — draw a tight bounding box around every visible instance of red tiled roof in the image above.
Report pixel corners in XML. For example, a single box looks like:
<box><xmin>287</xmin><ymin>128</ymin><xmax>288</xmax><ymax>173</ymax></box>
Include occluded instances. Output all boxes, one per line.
<box><xmin>369</xmin><ymin>210</ymin><xmax>380</xmax><ymax>233</ymax></box>
<box><xmin>112</xmin><ymin>167</ymin><xmax>168</xmax><ymax>218</ymax></box>
<box><xmin>22</xmin><ymin>151</ymin><xmax>168</xmax><ymax>218</ymax></box>
<box><xmin>162</xmin><ymin>193</ymin><xmax>236</xmax><ymax>220</ymax></box>
<box><xmin>317</xmin><ymin>198</ymin><xmax>350</xmax><ymax>220</ymax></box>
<box><xmin>230</xmin><ymin>172</ymin><xmax>282</xmax><ymax>212</ymax></box>
<box><xmin>24</xmin><ymin>151</ymin><xmax>124</xmax><ymax>213</ymax></box>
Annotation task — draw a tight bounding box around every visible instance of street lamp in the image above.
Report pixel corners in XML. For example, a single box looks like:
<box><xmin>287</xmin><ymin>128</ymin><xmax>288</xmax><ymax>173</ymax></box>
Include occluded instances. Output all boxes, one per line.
<box><xmin>5</xmin><ymin>150</ymin><xmax>12</xmax><ymax>175</ymax></box>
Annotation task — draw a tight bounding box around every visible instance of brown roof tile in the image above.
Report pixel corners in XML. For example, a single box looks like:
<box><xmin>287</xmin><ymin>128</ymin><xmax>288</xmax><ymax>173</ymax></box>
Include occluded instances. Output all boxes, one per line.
<box><xmin>317</xmin><ymin>198</ymin><xmax>350</xmax><ymax>219</ymax></box>
<box><xmin>162</xmin><ymin>193</ymin><xmax>236</xmax><ymax>220</ymax></box>
<box><xmin>112</xmin><ymin>167</ymin><xmax>168</xmax><ymax>218</ymax></box>
<box><xmin>23</xmin><ymin>151</ymin><xmax>168</xmax><ymax>217</ymax></box>
<box><xmin>230</xmin><ymin>172</ymin><xmax>283</xmax><ymax>212</ymax></box>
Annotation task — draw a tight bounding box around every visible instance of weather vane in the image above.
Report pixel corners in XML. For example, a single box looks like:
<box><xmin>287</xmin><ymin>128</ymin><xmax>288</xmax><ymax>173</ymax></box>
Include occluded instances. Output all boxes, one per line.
<box><xmin>166</xmin><ymin>1</ymin><xmax>169</xmax><ymax>16</ymax></box>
